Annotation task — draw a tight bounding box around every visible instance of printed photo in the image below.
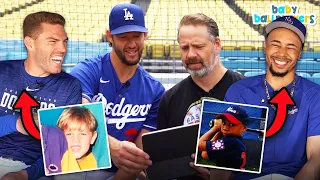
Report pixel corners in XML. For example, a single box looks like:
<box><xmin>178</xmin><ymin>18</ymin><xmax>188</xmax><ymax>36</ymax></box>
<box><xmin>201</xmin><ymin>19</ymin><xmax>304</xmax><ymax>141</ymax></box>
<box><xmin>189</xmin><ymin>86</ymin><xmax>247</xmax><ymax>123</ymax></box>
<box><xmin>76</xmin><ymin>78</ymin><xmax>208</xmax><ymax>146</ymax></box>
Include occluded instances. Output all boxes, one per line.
<box><xmin>38</xmin><ymin>102</ymin><xmax>111</xmax><ymax>176</ymax></box>
<box><xmin>195</xmin><ymin>99</ymin><xmax>268</xmax><ymax>174</ymax></box>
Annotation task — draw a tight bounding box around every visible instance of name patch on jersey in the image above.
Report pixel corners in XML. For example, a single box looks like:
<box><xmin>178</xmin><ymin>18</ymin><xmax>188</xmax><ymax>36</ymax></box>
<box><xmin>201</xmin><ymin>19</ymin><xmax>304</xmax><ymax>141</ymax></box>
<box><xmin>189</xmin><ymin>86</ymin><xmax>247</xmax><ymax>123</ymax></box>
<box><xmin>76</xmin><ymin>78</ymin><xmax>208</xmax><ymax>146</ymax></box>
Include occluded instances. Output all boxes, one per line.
<box><xmin>211</xmin><ymin>139</ymin><xmax>225</xmax><ymax>151</ymax></box>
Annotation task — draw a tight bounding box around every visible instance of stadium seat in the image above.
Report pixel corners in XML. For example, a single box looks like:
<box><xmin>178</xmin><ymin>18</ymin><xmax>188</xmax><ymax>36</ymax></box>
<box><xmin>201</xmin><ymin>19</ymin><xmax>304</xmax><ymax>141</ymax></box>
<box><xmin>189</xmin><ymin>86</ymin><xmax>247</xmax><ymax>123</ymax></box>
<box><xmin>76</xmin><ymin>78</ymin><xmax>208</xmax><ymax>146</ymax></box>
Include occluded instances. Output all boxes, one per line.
<box><xmin>62</xmin><ymin>65</ymin><xmax>74</xmax><ymax>73</ymax></box>
<box><xmin>238</xmin><ymin>45</ymin><xmax>255</xmax><ymax>51</ymax></box>
<box><xmin>225</xmin><ymin>57</ymin><xmax>252</xmax><ymax>61</ymax></box>
<box><xmin>169</xmin><ymin>44</ymin><xmax>181</xmax><ymax>60</ymax></box>
<box><xmin>312</xmin><ymin>73</ymin><xmax>320</xmax><ymax>85</ymax></box>
<box><xmin>223</xmin><ymin>59</ymin><xmax>266</xmax><ymax>70</ymax></box>
<box><xmin>296</xmin><ymin>72</ymin><xmax>311</xmax><ymax>78</ymax></box>
<box><xmin>151</xmin><ymin>44</ymin><xmax>166</xmax><ymax>59</ymax></box>
<box><xmin>244</xmin><ymin>71</ymin><xmax>265</xmax><ymax>77</ymax></box>
<box><xmin>142</xmin><ymin>44</ymin><xmax>148</xmax><ymax>59</ymax></box>
<box><xmin>8</xmin><ymin>51</ymin><xmax>27</xmax><ymax>60</ymax></box>
<box><xmin>0</xmin><ymin>52</ymin><xmax>8</xmax><ymax>61</ymax></box>
<box><xmin>313</xmin><ymin>44</ymin><xmax>320</xmax><ymax>52</ymax></box>
<box><xmin>297</xmin><ymin>61</ymin><xmax>320</xmax><ymax>73</ymax></box>
<box><xmin>300</xmin><ymin>58</ymin><xmax>315</xmax><ymax>61</ymax></box>
<box><xmin>222</xmin><ymin>45</ymin><xmax>237</xmax><ymax>50</ymax></box>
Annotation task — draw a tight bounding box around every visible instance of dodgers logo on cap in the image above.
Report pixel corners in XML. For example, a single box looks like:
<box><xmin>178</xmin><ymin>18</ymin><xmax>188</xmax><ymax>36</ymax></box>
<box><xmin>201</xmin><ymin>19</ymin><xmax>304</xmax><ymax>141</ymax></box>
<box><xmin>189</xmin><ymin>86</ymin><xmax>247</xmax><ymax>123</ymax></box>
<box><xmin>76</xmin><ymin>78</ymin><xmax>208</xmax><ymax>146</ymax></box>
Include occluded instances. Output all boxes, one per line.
<box><xmin>123</xmin><ymin>8</ymin><xmax>134</xmax><ymax>20</ymax></box>
<box><xmin>284</xmin><ymin>17</ymin><xmax>293</xmax><ymax>25</ymax></box>
<box><xmin>265</xmin><ymin>15</ymin><xmax>306</xmax><ymax>43</ymax></box>
<box><xmin>109</xmin><ymin>3</ymin><xmax>148</xmax><ymax>35</ymax></box>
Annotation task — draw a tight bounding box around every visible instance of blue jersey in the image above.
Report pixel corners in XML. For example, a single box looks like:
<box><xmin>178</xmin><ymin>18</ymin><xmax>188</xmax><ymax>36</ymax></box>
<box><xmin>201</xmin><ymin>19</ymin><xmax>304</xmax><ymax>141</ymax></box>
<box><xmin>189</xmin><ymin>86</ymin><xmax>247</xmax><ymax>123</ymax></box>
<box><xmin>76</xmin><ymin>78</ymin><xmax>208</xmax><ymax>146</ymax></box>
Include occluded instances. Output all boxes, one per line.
<box><xmin>206</xmin><ymin>136</ymin><xmax>246</xmax><ymax>169</ymax></box>
<box><xmin>70</xmin><ymin>53</ymin><xmax>165</xmax><ymax>142</ymax></box>
<box><xmin>0</xmin><ymin>60</ymin><xmax>82</xmax><ymax>179</ymax></box>
<box><xmin>225</xmin><ymin>74</ymin><xmax>320</xmax><ymax>179</ymax></box>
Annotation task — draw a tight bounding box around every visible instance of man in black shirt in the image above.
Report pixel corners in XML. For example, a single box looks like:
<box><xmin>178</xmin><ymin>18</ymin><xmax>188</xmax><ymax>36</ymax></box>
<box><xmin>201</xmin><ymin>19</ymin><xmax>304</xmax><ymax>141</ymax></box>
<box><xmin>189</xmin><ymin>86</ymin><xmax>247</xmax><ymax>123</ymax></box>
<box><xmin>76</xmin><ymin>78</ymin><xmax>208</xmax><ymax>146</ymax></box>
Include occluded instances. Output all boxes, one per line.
<box><xmin>157</xmin><ymin>13</ymin><xmax>244</xmax><ymax>180</ymax></box>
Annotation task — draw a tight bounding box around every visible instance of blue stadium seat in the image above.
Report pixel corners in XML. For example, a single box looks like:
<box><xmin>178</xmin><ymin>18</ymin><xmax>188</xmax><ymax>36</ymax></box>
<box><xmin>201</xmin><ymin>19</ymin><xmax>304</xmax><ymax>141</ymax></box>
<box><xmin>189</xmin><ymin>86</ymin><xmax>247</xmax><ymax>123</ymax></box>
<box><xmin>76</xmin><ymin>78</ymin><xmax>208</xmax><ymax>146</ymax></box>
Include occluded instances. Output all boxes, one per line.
<box><xmin>78</xmin><ymin>49</ymin><xmax>107</xmax><ymax>56</ymax></box>
<box><xmin>244</xmin><ymin>71</ymin><xmax>265</xmax><ymax>77</ymax></box>
<box><xmin>7</xmin><ymin>52</ymin><xmax>27</xmax><ymax>60</ymax></box>
<box><xmin>0</xmin><ymin>40</ymin><xmax>15</xmax><ymax>46</ymax></box>
<box><xmin>62</xmin><ymin>66</ymin><xmax>74</xmax><ymax>73</ymax></box>
<box><xmin>296</xmin><ymin>72</ymin><xmax>311</xmax><ymax>78</ymax></box>
<box><xmin>85</xmin><ymin>42</ymin><xmax>111</xmax><ymax>55</ymax></box>
<box><xmin>251</xmin><ymin>57</ymin><xmax>266</xmax><ymax>61</ymax></box>
<box><xmin>67</xmin><ymin>45</ymin><xmax>80</xmax><ymax>53</ymax></box>
<box><xmin>67</xmin><ymin>41</ymin><xmax>87</xmax><ymax>49</ymax></box>
<box><xmin>297</xmin><ymin>61</ymin><xmax>320</xmax><ymax>73</ymax></box>
<box><xmin>225</xmin><ymin>57</ymin><xmax>252</xmax><ymax>61</ymax></box>
<box><xmin>300</xmin><ymin>58</ymin><xmax>315</xmax><ymax>61</ymax></box>
<box><xmin>0</xmin><ymin>52</ymin><xmax>8</xmax><ymax>61</ymax></box>
<box><xmin>223</xmin><ymin>60</ymin><xmax>266</xmax><ymax>70</ymax></box>
<box><xmin>312</xmin><ymin>73</ymin><xmax>320</xmax><ymax>85</ymax></box>
<box><xmin>87</xmin><ymin>42</ymin><xmax>109</xmax><ymax>49</ymax></box>
<box><xmin>64</xmin><ymin>54</ymin><xmax>88</xmax><ymax>64</ymax></box>
<box><xmin>0</xmin><ymin>44</ymin><xmax>26</xmax><ymax>53</ymax></box>
<box><xmin>13</xmin><ymin>40</ymin><xmax>24</xmax><ymax>46</ymax></box>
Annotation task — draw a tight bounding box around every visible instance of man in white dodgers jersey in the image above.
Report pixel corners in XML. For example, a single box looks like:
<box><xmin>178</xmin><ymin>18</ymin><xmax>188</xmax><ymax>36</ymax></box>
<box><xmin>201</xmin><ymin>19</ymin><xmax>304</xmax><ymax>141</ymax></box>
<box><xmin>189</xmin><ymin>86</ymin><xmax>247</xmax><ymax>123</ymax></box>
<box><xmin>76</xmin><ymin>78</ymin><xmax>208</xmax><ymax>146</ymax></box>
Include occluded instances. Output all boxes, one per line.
<box><xmin>70</xmin><ymin>3</ymin><xmax>165</xmax><ymax>179</ymax></box>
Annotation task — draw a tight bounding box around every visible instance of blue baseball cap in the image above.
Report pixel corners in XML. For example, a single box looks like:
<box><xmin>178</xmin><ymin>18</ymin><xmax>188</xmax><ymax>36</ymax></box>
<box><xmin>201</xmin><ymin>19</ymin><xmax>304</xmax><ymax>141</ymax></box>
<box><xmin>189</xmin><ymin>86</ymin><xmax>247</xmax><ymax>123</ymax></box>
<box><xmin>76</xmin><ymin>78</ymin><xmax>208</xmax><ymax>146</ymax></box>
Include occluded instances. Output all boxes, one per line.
<box><xmin>216</xmin><ymin>105</ymin><xmax>249</xmax><ymax>126</ymax></box>
<box><xmin>109</xmin><ymin>3</ymin><xmax>148</xmax><ymax>35</ymax></box>
<box><xmin>266</xmin><ymin>16</ymin><xmax>306</xmax><ymax>43</ymax></box>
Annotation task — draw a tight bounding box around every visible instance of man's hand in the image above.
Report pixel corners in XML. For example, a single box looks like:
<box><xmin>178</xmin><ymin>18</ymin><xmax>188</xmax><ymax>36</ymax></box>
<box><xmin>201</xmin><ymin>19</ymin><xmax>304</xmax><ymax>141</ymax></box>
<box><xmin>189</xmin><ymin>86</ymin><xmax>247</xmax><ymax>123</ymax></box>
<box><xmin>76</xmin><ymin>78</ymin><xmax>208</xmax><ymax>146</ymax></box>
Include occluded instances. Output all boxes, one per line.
<box><xmin>109</xmin><ymin>136</ymin><xmax>152</xmax><ymax>174</ymax></box>
<box><xmin>189</xmin><ymin>153</ymin><xmax>210</xmax><ymax>180</ymax></box>
<box><xmin>214</xmin><ymin>119</ymin><xmax>222</xmax><ymax>129</ymax></box>
<box><xmin>1</xmin><ymin>170</ymin><xmax>27</xmax><ymax>180</ymax></box>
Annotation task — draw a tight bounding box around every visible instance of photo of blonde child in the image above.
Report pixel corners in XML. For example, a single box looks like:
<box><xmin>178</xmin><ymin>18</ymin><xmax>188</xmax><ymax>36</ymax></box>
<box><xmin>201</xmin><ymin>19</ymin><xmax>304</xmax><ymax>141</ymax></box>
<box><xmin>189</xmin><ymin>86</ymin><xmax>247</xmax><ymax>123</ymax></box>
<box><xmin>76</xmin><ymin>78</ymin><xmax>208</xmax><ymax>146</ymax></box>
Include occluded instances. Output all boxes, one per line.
<box><xmin>39</xmin><ymin>103</ymin><xmax>111</xmax><ymax>176</ymax></box>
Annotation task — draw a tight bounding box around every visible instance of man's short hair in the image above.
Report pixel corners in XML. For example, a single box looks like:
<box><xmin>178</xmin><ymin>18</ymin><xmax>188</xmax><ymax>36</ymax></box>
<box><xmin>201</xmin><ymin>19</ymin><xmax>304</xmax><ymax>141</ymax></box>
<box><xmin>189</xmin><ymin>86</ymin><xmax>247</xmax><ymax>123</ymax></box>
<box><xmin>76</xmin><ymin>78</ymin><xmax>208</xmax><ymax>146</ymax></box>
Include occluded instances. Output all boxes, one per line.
<box><xmin>23</xmin><ymin>11</ymin><xmax>65</xmax><ymax>39</ymax></box>
<box><xmin>178</xmin><ymin>13</ymin><xmax>219</xmax><ymax>41</ymax></box>
<box><xmin>57</xmin><ymin>106</ymin><xmax>98</xmax><ymax>132</ymax></box>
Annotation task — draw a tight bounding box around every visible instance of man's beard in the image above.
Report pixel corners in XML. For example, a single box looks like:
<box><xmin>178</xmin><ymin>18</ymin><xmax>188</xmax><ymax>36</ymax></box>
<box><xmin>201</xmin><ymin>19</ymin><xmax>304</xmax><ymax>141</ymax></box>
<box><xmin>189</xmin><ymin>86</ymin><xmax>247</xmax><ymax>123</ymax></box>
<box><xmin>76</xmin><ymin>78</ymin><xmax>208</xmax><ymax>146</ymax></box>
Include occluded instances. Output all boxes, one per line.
<box><xmin>113</xmin><ymin>42</ymin><xmax>142</xmax><ymax>66</ymax></box>
<box><xmin>269</xmin><ymin>64</ymin><xmax>288</xmax><ymax>77</ymax></box>
<box><xmin>185</xmin><ymin>55</ymin><xmax>218</xmax><ymax>77</ymax></box>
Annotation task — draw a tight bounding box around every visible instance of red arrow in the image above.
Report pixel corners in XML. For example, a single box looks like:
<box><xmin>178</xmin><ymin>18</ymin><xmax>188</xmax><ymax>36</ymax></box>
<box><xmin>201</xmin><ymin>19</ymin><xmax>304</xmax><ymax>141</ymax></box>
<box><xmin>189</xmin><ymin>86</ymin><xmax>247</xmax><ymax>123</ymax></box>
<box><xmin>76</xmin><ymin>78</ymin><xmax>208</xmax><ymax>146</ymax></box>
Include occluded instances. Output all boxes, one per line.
<box><xmin>13</xmin><ymin>91</ymin><xmax>40</xmax><ymax>140</ymax></box>
<box><xmin>266</xmin><ymin>87</ymin><xmax>296</xmax><ymax>138</ymax></box>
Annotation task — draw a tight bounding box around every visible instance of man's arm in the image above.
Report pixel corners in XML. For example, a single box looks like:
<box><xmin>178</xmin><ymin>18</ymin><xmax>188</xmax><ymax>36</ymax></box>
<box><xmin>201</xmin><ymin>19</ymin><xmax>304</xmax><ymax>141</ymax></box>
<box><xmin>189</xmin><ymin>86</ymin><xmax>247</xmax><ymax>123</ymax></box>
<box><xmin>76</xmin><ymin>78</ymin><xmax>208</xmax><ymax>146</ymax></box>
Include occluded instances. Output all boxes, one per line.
<box><xmin>0</xmin><ymin>113</ymin><xmax>40</xmax><ymax>137</ymax></box>
<box><xmin>113</xmin><ymin>83</ymin><xmax>164</xmax><ymax>178</ymax></box>
<box><xmin>83</xmin><ymin>98</ymin><xmax>152</xmax><ymax>175</ymax></box>
<box><xmin>295</xmin><ymin>136</ymin><xmax>320</xmax><ymax>180</ymax></box>
<box><xmin>0</xmin><ymin>115</ymin><xmax>19</xmax><ymax>137</ymax></box>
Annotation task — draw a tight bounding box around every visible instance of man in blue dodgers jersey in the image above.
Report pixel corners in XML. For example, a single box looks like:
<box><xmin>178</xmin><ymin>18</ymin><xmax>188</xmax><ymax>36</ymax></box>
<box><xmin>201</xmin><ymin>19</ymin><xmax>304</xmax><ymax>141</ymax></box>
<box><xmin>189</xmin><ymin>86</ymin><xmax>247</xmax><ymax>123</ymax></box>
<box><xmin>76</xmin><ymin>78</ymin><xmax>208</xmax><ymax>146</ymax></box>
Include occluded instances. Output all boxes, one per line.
<box><xmin>225</xmin><ymin>16</ymin><xmax>320</xmax><ymax>180</ymax></box>
<box><xmin>0</xmin><ymin>12</ymin><xmax>81</xmax><ymax>180</ymax></box>
<box><xmin>70</xmin><ymin>3</ymin><xmax>165</xmax><ymax>179</ymax></box>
